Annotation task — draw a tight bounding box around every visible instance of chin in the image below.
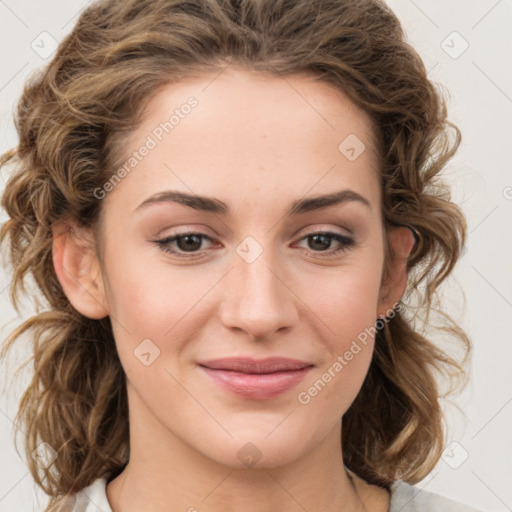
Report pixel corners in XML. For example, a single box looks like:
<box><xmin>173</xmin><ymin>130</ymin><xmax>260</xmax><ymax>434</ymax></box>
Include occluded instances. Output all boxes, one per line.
<box><xmin>197</xmin><ymin>427</ymin><xmax>317</xmax><ymax>471</ymax></box>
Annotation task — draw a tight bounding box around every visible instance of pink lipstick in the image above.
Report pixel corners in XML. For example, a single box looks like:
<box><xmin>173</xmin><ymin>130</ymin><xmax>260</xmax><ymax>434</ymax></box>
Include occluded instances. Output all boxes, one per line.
<box><xmin>198</xmin><ymin>357</ymin><xmax>313</xmax><ymax>400</ymax></box>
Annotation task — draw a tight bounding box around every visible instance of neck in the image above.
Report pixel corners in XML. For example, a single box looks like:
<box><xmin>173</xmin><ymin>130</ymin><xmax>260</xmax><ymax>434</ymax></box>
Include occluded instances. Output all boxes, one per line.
<box><xmin>106</xmin><ymin>388</ymin><xmax>369</xmax><ymax>512</ymax></box>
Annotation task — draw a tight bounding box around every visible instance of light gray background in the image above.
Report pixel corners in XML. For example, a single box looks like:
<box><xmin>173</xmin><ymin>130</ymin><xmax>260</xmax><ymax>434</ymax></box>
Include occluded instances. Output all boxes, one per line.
<box><xmin>0</xmin><ymin>0</ymin><xmax>511</xmax><ymax>511</ymax></box>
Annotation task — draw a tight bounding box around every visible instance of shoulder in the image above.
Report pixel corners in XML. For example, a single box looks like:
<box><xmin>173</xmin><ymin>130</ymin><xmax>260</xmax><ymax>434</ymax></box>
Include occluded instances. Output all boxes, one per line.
<box><xmin>64</xmin><ymin>478</ymin><xmax>112</xmax><ymax>512</ymax></box>
<box><xmin>389</xmin><ymin>480</ymin><xmax>483</xmax><ymax>512</ymax></box>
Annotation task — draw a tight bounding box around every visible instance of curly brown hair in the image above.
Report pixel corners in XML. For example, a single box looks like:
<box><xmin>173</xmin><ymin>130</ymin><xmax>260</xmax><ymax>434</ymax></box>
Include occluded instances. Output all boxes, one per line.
<box><xmin>1</xmin><ymin>0</ymin><xmax>469</xmax><ymax>510</ymax></box>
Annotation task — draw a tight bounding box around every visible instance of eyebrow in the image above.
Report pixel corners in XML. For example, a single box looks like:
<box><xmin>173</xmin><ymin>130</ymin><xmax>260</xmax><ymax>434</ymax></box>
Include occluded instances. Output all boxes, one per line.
<box><xmin>134</xmin><ymin>189</ymin><xmax>371</xmax><ymax>215</ymax></box>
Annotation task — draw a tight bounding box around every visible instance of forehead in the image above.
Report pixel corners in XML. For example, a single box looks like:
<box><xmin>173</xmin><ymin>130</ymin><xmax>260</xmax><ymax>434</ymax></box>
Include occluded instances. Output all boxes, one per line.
<box><xmin>106</xmin><ymin>66</ymin><xmax>382</xmax><ymax>214</ymax></box>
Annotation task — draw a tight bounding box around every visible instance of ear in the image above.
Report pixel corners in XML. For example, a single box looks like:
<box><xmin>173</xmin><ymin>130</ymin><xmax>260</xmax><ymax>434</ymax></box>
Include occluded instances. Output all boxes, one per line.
<box><xmin>52</xmin><ymin>221</ymin><xmax>108</xmax><ymax>319</ymax></box>
<box><xmin>377</xmin><ymin>226</ymin><xmax>416</xmax><ymax>318</ymax></box>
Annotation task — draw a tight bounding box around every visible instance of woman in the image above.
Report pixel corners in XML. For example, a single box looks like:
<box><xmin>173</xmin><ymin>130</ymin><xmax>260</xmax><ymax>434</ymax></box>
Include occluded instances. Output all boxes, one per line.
<box><xmin>0</xmin><ymin>0</ymin><xmax>481</xmax><ymax>510</ymax></box>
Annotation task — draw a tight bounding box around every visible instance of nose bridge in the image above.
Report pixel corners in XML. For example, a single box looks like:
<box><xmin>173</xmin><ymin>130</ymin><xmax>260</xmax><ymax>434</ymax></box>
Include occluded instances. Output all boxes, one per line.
<box><xmin>220</xmin><ymin>234</ymin><xmax>298</xmax><ymax>339</ymax></box>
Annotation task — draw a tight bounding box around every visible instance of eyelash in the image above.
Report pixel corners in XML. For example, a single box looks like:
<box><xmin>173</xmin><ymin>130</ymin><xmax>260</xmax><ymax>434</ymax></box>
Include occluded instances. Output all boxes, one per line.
<box><xmin>153</xmin><ymin>230</ymin><xmax>356</xmax><ymax>259</ymax></box>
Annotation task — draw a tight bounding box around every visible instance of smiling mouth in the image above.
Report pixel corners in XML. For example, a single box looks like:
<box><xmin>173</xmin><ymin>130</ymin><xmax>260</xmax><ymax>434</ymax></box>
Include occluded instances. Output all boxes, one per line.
<box><xmin>198</xmin><ymin>357</ymin><xmax>314</xmax><ymax>399</ymax></box>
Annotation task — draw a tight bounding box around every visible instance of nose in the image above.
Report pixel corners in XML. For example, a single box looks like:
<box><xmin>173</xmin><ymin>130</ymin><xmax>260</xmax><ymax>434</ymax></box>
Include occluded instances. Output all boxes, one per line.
<box><xmin>219</xmin><ymin>242</ymin><xmax>299</xmax><ymax>342</ymax></box>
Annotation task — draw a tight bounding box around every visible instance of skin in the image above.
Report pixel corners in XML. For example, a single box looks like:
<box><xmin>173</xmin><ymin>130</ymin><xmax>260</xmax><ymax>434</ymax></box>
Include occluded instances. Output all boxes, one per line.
<box><xmin>53</xmin><ymin>66</ymin><xmax>414</xmax><ymax>511</ymax></box>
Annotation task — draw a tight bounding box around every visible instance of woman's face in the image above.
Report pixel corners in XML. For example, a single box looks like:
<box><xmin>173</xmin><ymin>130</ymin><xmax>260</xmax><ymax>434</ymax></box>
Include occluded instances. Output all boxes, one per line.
<box><xmin>80</xmin><ymin>67</ymin><xmax>403</xmax><ymax>468</ymax></box>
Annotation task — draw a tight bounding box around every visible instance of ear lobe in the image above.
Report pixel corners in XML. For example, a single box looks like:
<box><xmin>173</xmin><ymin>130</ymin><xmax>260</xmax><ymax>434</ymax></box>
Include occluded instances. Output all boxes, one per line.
<box><xmin>377</xmin><ymin>226</ymin><xmax>416</xmax><ymax>318</ymax></box>
<box><xmin>52</xmin><ymin>221</ymin><xmax>108</xmax><ymax>319</ymax></box>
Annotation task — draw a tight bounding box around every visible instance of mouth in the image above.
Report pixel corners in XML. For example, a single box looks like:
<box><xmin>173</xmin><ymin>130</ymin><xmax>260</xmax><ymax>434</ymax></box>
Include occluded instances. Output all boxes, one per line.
<box><xmin>198</xmin><ymin>357</ymin><xmax>314</xmax><ymax>400</ymax></box>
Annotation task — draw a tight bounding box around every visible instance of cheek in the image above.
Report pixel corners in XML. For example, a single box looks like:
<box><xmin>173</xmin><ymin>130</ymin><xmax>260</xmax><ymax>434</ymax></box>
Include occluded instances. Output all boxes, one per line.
<box><xmin>303</xmin><ymin>257</ymin><xmax>384</xmax><ymax>343</ymax></box>
<box><xmin>100</xmin><ymin>247</ymin><xmax>194</xmax><ymax>365</ymax></box>
<box><xmin>295</xmin><ymin>254</ymin><xmax>383</xmax><ymax>403</ymax></box>
<box><xmin>295</xmin><ymin>278</ymin><xmax>380</xmax><ymax>425</ymax></box>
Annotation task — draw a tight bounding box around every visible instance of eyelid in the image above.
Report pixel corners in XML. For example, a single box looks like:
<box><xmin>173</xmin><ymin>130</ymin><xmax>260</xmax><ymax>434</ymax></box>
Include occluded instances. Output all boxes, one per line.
<box><xmin>298</xmin><ymin>224</ymin><xmax>353</xmax><ymax>238</ymax></box>
<box><xmin>154</xmin><ymin>224</ymin><xmax>216</xmax><ymax>239</ymax></box>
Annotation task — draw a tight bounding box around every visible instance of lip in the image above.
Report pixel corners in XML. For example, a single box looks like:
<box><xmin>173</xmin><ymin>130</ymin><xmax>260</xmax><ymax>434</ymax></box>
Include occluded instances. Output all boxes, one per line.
<box><xmin>198</xmin><ymin>357</ymin><xmax>314</xmax><ymax>400</ymax></box>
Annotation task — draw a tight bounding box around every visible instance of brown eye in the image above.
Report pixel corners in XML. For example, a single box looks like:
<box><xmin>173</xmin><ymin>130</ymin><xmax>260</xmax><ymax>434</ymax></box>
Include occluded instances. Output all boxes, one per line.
<box><xmin>173</xmin><ymin>234</ymin><xmax>204</xmax><ymax>252</ymax></box>
<box><xmin>155</xmin><ymin>232</ymin><xmax>214</xmax><ymax>256</ymax></box>
<box><xmin>297</xmin><ymin>231</ymin><xmax>355</xmax><ymax>256</ymax></box>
